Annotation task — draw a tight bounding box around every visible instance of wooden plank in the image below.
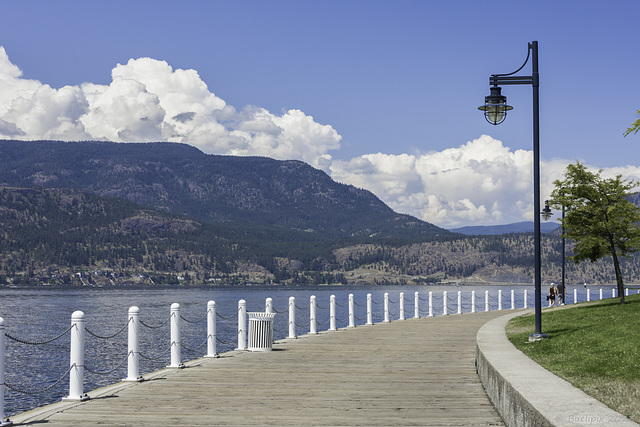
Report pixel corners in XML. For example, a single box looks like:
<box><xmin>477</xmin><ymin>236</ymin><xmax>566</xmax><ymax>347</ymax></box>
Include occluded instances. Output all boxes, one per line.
<box><xmin>12</xmin><ymin>311</ymin><xmax>506</xmax><ymax>426</ymax></box>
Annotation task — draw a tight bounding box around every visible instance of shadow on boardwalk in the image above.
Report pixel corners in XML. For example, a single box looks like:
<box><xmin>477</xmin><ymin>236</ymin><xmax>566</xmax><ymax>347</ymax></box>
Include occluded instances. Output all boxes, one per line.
<box><xmin>12</xmin><ymin>311</ymin><xmax>507</xmax><ymax>426</ymax></box>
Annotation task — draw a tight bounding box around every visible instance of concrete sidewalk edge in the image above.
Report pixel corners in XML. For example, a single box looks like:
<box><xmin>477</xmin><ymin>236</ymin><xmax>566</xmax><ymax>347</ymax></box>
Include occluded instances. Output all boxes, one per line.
<box><xmin>476</xmin><ymin>310</ymin><xmax>638</xmax><ymax>427</ymax></box>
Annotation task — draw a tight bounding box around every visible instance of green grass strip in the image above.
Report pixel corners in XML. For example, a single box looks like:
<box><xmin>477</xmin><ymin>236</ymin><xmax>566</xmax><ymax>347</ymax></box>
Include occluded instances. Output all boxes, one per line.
<box><xmin>506</xmin><ymin>293</ymin><xmax>640</xmax><ymax>423</ymax></box>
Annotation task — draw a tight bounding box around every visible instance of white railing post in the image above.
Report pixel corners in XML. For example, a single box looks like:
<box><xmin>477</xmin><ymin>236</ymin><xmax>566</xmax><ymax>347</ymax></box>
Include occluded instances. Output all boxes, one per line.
<box><xmin>414</xmin><ymin>292</ymin><xmax>419</xmax><ymax>319</ymax></box>
<box><xmin>288</xmin><ymin>296</ymin><xmax>296</xmax><ymax>338</ymax></box>
<box><xmin>383</xmin><ymin>293</ymin><xmax>390</xmax><ymax>322</ymax></box>
<box><xmin>366</xmin><ymin>293</ymin><xmax>373</xmax><ymax>325</ymax></box>
<box><xmin>329</xmin><ymin>295</ymin><xmax>337</xmax><ymax>331</ymax></box>
<box><xmin>265</xmin><ymin>297</ymin><xmax>273</xmax><ymax>314</ymax></box>
<box><xmin>626</xmin><ymin>288</ymin><xmax>629</xmax><ymax>297</ymax></box>
<box><xmin>206</xmin><ymin>301</ymin><xmax>217</xmax><ymax>358</ymax></box>
<box><xmin>0</xmin><ymin>317</ymin><xmax>7</xmax><ymax>424</ymax></box>
<box><xmin>471</xmin><ymin>291</ymin><xmax>476</xmax><ymax>313</ymax></box>
<box><xmin>310</xmin><ymin>295</ymin><xmax>317</xmax><ymax>334</ymax></box>
<box><xmin>169</xmin><ymin>303</ymin><xmax>182</xmax><ymax>368</ymax></box>
<box><xmin>485</xmin><ymin>290</ymin><xmax>489</xmax><ymax>312</ymax></box>
<box><xmin>63</xmin><ymin>310</ymin><xmax>88</xmax><ymax>401</ymax></box>
<box><xmin>443</xmin><ymin>291</ymin><xmax>448</xmax><ymax>315</ymax></box>
<box><xmin>599</xmin><ymin>289</ymin><xmax>603</xmax><ymax>300</ymax></box>
<box><xmin>348</xmin><ymin>294</ymin><xmax>355</xmax><ymax>327</ymax></box>
<box><xmin>498</xmin><ymin>290</ymin><xmax>503</xmax><ymax>310</ymax></box>
<box><xmin>574</xmin><ymin>288</ymin><xmax>578</xmax><ymax>304</ymax></box>
<box><xmin>457</xmin><ymin>291</ymin><xmax>462</xmax><ymax>314</ymax></box>
<box><xmin>399</xmin><ymin>292</ymin><xmax>405</xmax><ymax>320</ymax></box>
<box><xmin>587</xmin><ymin>289</ymin><xmax>591</xmax><ymax>302</ymax></box>
<box><xmin>524</xmin><ymin>289</ymin><xmax>528</xmax><ymax>309</ymax></box>
<box><xmin>238</xmin><ymin>299</ymin><xmax>247</xmax><ymax>350</ymax></box>
<box><xmin>612</xmin><ymin>289</ymin><xmax>616</xmax><ymax>298</ymax></box>
<box><xmin>428</xmin><ymin>291</ymin><xmax>433</xmax><ymax>317</ymax></box>
<box><xmin>125</xmin><ymin>306</ymin><xmax>142</xmax><ymax>381</ymax></box>
<box><xmin>511</xmin><ymin>289</ymin><xmax>515</xmax><ymax>309</ymax></box>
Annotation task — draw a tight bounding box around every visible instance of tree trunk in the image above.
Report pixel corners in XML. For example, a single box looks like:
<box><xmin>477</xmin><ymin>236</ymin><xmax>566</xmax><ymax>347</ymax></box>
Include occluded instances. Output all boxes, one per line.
<box><xmin>610</xmin><ymin>246</ymin><xmax>626</xmax><ymax>304</ymax></box>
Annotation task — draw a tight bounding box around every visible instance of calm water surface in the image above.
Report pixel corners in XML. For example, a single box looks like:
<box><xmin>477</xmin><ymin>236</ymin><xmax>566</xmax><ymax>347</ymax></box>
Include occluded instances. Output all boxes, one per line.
<box><xmin>0</xmin><ymin>284</ymin><xmax>615</xmax><ymax>417</ymax></box>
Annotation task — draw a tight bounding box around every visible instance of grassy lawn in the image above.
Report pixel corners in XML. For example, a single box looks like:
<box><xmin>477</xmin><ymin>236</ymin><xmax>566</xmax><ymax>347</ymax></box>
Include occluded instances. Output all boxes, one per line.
<box><xmin>506</xmin><ymin>293</ymin><xmax>640</xmax><ymax>423</ymax></box>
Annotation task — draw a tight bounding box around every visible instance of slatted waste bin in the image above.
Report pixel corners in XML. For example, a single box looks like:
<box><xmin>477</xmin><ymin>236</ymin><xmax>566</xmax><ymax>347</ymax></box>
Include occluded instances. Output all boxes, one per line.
<box><xmin>247</xmin><ymin>312</ymin><xmax>276</xmax><ymax>352</ymax></box>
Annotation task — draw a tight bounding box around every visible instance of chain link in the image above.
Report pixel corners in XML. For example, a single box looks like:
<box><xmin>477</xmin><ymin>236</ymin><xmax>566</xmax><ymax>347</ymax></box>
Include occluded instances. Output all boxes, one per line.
<box><xmin>5</xmin><ymin>324</ymin><xmax>74</xmax><ymax>346</ymax></box>
<box><xmin>4</xmin><ymin>364</ymin><xmax>74</xmax><ymax>395</ymax></box>
<box><xmin>85</xmin><ymin>318</ymin><xmax>131</xmax><ymax>340</ymax></box>
<box><xmin>180</xmin><ymin>339</ymin><xmax>207</xmax><ymax>352</ymax></box>
<box><xmin>140</xmin><ymin>315</ymin><xmax>171</xmax><ymax>329</ymax></box>
<box><xmin>85</xmin><ymin>352</ymin><xmax>131</xmax><ymax>375</ymax></box>
<box><xmin>139</xmin><ymin>345</ymin><xmax>172</xmax><ymax>361</ymax></box>
<box><xmin>180</xmin><ymin>309</ymin><xmax>209</xmax><ymax>324</ymax></box>
<box><xmin>216</xmin><ymin>307</ymin><xmax>241</xmax><ymax>320</ymax></box>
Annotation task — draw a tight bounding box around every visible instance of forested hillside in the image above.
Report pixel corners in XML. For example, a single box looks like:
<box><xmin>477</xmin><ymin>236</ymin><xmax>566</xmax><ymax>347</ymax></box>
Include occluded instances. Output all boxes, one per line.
<box><xmin>1</xmin><ymin>140</ymin><xmax>639</xmax><ymax>287</ymax></box>
<box><xmin>0</xmin><ymin>140</ymin><xmax>448</xmax><ymax>243</ymax></box>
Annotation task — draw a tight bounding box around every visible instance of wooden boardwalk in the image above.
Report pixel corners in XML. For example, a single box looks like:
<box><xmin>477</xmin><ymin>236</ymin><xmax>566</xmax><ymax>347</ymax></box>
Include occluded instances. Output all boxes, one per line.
<box><xmin>12</xmin><ymin>311</ymin><xmax>506</xmax><ymax>426</ymax></box>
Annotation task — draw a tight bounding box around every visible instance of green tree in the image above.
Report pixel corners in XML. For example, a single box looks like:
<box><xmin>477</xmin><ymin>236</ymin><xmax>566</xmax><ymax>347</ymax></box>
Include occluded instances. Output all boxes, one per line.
<box><xmin>624</xmin><ymin>110</ymin><xmax>640</xmax><ymax>136</ymax></box>
<box><xmin>551</xmin><ymin>162</ymin><xmax>640</xmax><ymax>304</ymax></box>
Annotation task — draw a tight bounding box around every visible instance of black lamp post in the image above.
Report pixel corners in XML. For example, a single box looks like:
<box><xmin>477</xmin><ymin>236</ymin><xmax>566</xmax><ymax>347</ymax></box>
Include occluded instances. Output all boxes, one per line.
<box><xmin>479</xmin><ymin>41</ymin><xmax>547</xmax><ymax>341</ymax></box>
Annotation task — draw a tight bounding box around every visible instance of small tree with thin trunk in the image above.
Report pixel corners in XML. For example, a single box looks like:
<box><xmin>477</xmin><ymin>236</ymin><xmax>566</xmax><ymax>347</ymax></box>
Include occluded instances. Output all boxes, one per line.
<box><xmin>551</xmin><ymin>162</ymin><xmax>640</xmax><ymax>304</ymax></box>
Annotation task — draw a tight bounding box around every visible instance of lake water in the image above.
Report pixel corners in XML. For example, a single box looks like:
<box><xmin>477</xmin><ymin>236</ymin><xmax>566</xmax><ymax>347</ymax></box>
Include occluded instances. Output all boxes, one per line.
<box><xmin>0</xmin><ymin>283</ymin><xmax>618</xmax><ymax>417</ymax></box>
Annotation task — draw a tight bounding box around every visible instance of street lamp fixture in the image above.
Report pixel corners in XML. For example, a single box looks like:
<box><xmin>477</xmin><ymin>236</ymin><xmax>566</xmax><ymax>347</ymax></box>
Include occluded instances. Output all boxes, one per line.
<box><xmin>541</xmin><ymin>200</ymin><xmax>553</xmax><ymax>221</ymax></box>
<box><xmin>480</xmin><ymin>41</ymin><xmax>548</xmax><ymax>341</ymax></box>
<box><xmin>478</xmin><ymin>86</ymin><xmax>513</xmax><ymax>125</ymax></box>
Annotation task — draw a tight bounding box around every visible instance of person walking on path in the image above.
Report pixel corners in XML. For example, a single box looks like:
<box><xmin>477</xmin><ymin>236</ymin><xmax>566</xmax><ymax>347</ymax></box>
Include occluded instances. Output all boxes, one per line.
<box><xmin>548</xmin><ymin>283</ymin><xmax>557</xmax><ymax>307</ymax></box>
<box><xmin>557</xmin><ymin>282</ymin><xmax>567</xmax><ymax>305</ymax></box>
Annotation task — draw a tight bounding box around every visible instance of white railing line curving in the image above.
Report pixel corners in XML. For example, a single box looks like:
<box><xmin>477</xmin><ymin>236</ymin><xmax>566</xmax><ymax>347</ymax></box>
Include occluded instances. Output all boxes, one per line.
<box><xmin>0</xmin><ymin>285</ymin><xmax>632</xmax><ymax>420</ymax></box>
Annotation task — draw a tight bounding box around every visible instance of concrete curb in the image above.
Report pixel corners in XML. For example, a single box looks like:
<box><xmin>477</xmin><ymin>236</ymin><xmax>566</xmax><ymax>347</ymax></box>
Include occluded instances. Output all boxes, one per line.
<box><xmin>476</xmin><ymin>310</ymin><xmax>639</xmax><ymax>427</ymax></box>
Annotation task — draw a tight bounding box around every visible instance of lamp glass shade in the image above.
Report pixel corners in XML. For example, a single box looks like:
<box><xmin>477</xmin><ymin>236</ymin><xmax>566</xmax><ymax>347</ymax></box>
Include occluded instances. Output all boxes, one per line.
<box><xmin>478</xmin><ymin>86</ymin><xmax>513</xmax><ymax>125</ymax></box>
<box><xmin>541</xmin><ymin>201</ymin><xmax>553</xmax><ymax>221</ymax></box>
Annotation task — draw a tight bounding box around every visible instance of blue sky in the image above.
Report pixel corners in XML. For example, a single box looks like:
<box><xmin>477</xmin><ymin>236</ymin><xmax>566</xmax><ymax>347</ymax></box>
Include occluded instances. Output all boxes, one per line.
<box><xmin>1</xmin><ymin>1</ymin><xmax>639</xmax><ymax>228</ymax></box>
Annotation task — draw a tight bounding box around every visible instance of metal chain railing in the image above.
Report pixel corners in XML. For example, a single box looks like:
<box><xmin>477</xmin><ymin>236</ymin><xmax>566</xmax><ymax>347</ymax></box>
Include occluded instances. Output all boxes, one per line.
<box><xmin>140</xmin><ymin>315</ymin><xmax>171</xmax><ymax>329</ymax></box>
<box><xmin>140</xmin><ymin>345</ymin><xmax>172</xmax><ymax>361</ymax></box>
<box><xmin>4</xmin><ymin>364</ymin><xmax>75</xmax><ymax>395</ymax></box>
<box><xmin>5</xmin><ymin>324</ymin><xmax>74</xmax><ymax>346</ymax></box>
<box><xmin>180</xmin><ymin>309</ymin><xmax>209</xmax><ymax>324</ymax></box>
<box><xmin>180</xmin><ymin>339</ymin><xmax>208</xmax><ymax>352</ymax></box>
<box><xmin>85</xmin><ymin>352</ymin><xmax>131</xmax><ymax>376</ymax></box>
<box><xmin>85</xmin><ymin>318</ymin><xmax>131</xmax><ymax>340</ymax></box>
<box><xmin>216</xmin><ymin>307</ymin><xmax>241</xmax><ymax>320</ymax></box>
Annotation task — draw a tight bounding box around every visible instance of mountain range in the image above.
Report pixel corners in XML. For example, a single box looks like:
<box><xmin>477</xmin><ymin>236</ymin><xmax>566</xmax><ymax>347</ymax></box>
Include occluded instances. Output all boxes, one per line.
<box><xmin>0</xmin><ymin>140</ymin><xmax>448</xmax><ymax>243</ymax></box>
<box><xmin>1</xmin><ymin>139</ymin><xmax>638</xmax><ymax>286</ymax></box>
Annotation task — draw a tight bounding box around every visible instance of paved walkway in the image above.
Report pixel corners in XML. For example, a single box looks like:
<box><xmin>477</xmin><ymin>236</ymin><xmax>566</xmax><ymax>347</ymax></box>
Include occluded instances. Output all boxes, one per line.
<box><xmin>12</xmin><ymin>311</ymin><xmax>507</xmax><ymax>426</ymax></box>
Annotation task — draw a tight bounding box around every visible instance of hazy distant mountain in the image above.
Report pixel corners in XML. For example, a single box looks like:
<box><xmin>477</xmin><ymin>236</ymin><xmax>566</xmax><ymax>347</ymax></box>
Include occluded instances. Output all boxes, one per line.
<box><xmin>449</xmin><ymin>221</ymin><xmax>561</xmax><ymax>235</ymax></box>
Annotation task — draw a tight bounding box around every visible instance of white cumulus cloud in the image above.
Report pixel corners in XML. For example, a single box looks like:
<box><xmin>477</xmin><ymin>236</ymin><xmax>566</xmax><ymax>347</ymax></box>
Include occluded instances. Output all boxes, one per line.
<box><xmin>3</xmin><ymin>46</ymin><xmax>639</xmax><ymax>229</ymax></box>
<box><xmin>0</xmin><ymin>47</ymin><xmax>341</xmax><ymax>170</ymax></box>
<box><xmin>331</xmin><ymin>135</ymin><xmax>575</xmax><ymax>228</ymax></box>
